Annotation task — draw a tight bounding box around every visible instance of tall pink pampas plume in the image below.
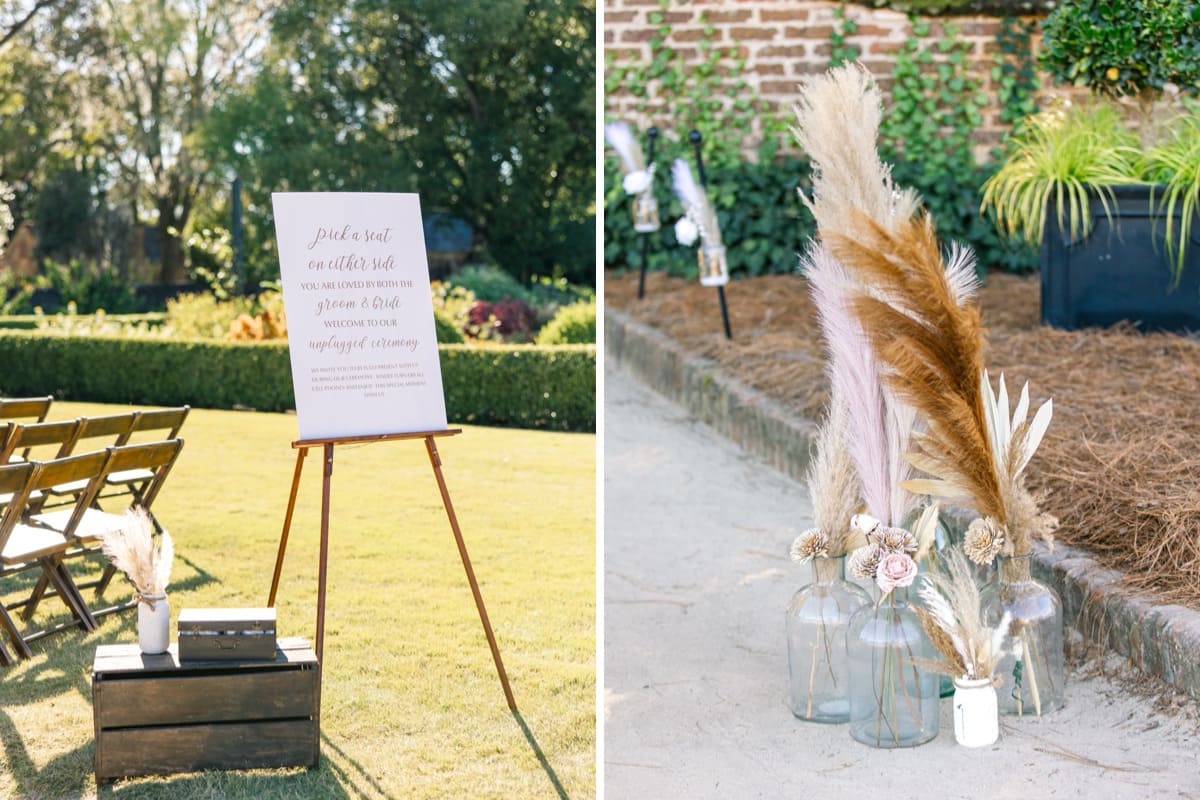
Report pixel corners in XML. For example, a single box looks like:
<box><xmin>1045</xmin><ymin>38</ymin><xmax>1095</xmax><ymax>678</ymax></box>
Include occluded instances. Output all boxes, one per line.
<box><xmin>804</xmin><ymin>243</ymin><xmax>895</xmax><ymax>524</ymax></box>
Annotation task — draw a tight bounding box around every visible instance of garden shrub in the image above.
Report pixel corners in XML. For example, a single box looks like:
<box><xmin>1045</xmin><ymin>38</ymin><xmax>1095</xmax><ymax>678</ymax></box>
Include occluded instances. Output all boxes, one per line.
<box><xmin>536</xmin><ymin>300</ymin><xmax>596</xmax><ymax>344</ymax></box>
<box><xmin>165</xmin><ymin>292</ymin><xmax>255</xmax><ymax>339</ymax></box>
<box><xmin>447</xmin><ymin>264</ymin><xmax>530</xmax><ymax>303</ymax></box>
<box><xmin>42</xmin><ymin>259</ymin><xmax>140</xmax><ymax>313</ymax></box>
<box><xmin>468</xmin><ymin>297</ymin><xmax>538</xmax><ymax>342</ymax></box>
<box><xmin>0</xmin><ymin>332</ymin><xmax>595</xmax><ymax>432</ymax></box>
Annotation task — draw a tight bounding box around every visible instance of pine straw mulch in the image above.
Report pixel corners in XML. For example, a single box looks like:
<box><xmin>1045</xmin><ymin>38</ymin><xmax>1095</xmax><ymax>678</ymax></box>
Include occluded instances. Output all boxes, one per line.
<box><xmin>607</xmin><ymin>269</ymin><xmax>1200</xmax><ymax>608</ymax></box>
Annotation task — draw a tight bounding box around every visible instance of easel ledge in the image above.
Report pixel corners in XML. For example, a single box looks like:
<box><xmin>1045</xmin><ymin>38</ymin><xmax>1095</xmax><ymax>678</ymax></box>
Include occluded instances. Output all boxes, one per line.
<box><xmin>268</xmin><ymin>426</ymin><xmax>516</xmax><ymax>711</ymax></box>
<box><xmin>291</xmin><ymin>428</ymin><xmax>462</xmax><ymax>449</ymax></box>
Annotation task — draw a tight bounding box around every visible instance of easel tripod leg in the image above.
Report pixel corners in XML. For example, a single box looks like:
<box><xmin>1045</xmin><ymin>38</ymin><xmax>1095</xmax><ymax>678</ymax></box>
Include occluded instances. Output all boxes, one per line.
<box><xmin>315</xmin><ymin>443</ymin><xmax>334</xmax><ymax>663</ymax></box>
<box><xmin>268</xmin><ymin>448</ymin><xmax>310</xmax><ymax>607</ymax></box>
<box><xmin>424</xmin><ymin>436</ymin><xmax>517</xmax><ymax>711</ymax></box>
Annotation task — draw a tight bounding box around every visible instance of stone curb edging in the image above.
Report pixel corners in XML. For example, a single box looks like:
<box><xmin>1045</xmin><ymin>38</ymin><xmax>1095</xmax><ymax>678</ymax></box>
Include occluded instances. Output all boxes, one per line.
<box><xmin>606</xmin><ymin>306</ymin><xmax>1200</xmax><ymax>700</ymax></box>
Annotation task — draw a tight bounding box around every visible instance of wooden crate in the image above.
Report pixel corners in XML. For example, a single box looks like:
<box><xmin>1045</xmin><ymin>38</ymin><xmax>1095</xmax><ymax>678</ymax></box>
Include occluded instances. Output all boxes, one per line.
<box><xmin>93</xmin><ymin>636</ymin><xmax>319</xmax><ymax>782</ymax></box>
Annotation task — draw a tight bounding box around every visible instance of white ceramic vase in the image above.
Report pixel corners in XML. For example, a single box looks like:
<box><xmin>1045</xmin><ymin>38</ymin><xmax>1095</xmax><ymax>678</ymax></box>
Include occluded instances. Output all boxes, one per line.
<box><xmin>138</xmin><ymin>593</ymin><xmax>170</xmax><ymax>655</ymax></box>
<box><xmin>953</xmin><ymin>677</ymin><xmax>999</xmax><ymax>747</ymax></box>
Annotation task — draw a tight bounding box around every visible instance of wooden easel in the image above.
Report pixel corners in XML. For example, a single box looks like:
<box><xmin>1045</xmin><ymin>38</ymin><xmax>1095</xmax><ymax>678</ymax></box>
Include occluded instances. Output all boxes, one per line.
<box><xmin>266</xmin><ymin>428</ymin><xmax>516</xmax><ymax>711</ymax></box>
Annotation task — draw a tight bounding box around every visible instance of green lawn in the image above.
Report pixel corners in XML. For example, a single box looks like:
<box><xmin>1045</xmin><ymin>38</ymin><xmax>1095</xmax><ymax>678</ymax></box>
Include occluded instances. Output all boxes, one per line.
<box><xmin>0</xmin><ymin>402</ymin><xmax>595</xmax><ymax>799</ymax></box>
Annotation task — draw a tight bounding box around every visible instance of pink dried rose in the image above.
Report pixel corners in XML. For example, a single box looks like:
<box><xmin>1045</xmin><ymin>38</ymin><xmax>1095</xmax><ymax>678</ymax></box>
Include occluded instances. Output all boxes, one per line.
<box><xmin>875</xmin><ymin>552</ymin><xmax>918</xmax><ymax>594</ymax></box>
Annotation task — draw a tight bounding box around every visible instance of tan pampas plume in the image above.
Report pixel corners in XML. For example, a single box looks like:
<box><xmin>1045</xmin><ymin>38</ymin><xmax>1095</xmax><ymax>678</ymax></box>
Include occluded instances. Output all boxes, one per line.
<box><xmin>825</xmin><ymin>213</ymin><xmax>1005</xmax><ymax>525</ymax></box>
<box><xmin>792</xmin><ymin>63</ymin><xmax>919</xmax><ymax>237</ymax></box>
<box><xmin>98</xmin><ymin>507</ymin><xmax>173</xmax><ymax>599</ymax></box>
<box><xmin>804</xmin><ymin>400</ymin><xmax>863</xmax><ymax>555</ymax></box>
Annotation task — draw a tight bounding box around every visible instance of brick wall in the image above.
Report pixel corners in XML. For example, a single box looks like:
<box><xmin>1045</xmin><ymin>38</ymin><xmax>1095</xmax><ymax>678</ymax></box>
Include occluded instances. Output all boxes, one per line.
<box><xmin>604</xmin><ymin>0</ymin><xmax>1055</xmax><ymax>159</ymax></box>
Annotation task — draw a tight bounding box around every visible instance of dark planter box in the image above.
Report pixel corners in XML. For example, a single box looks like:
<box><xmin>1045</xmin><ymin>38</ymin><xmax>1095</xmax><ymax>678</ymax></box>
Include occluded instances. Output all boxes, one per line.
<box><xmin>1041</xmin><ymin>184</ymin><xmax>1200</xmax><ymax>331</ymax></box>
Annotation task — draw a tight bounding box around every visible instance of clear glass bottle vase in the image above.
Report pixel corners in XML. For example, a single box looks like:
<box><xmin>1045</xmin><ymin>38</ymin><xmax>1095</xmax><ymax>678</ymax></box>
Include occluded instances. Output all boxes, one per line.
<box><xmin>786</xmin><ymin>555</ymin><xmax>870</xmax><ymax>723</ymax></box>
<box><xmin>982</xmin><ymin>553</ymin><xmax>1065</xmax><ymax>717</ymax></box>
<box><xmin>847</xmin><ymin>586</ymin><xmax>939</xmax><ymax>747</ymax></box>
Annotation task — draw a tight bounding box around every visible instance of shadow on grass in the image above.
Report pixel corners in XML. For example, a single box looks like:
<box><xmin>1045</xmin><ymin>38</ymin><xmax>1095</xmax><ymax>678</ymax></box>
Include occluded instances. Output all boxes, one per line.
<box><xmin>512</xmin><ymin>710</ymin><xmax>570</xmax><ymax>800</ymax></box>
<box><xmin>0</xmin><ymin>709</ymin><xmax>93</xmax><ymax>800</ymax></box>
<box><xmin>320</xmin><ymin>734</ymin><xmax>391</xmax><ymax>799</ymax></box>
<box><xmin>93</xmin><ymin>764</ymin><xmax>353</xmax><ymax>800</ymax></box>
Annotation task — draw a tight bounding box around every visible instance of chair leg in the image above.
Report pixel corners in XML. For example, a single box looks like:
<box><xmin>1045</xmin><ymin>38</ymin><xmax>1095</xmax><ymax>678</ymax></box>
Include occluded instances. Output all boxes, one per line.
<box><xmin>95</xmin><ymin>563</ymin><xmax>117</xmax><ymax>595</ymax></box>
<box><xmin>21</xmin><ymin>572</ymin><xmax>50</xmax><ymax>621</ymax></box>
<box><xmin>0</xmin><ymin>604</ymin><xmax>32</xmax><ymax>660</ymax></box>
<box><xmin>40</xmin><ymin>557</ymin><xmax>96</xmax><ymax>632</ymax></box>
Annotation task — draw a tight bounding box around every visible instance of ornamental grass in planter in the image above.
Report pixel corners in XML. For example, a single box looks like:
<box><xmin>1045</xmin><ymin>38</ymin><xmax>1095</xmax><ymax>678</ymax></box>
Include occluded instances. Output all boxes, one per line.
<box><xmin>982</xmin><ymin>0</ymin><xmax>1200</xmax><ymax>330</ymax></box>
<box><xmin>981</xmin><ymin>104</ymin><xmax>1200</xmax><ymax>329</ymax></box>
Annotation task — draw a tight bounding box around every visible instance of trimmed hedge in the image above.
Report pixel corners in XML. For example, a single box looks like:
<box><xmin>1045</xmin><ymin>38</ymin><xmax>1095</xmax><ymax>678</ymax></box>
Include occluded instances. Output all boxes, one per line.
<box><xmin>0</xmin><ymin>313</ymin><xmax>167</xmax><ymax>330</ymax></box>
<box><xmin>0</xmin><ymin>332</ymin><xmax>595</xmax><ymax>432</ymax></box>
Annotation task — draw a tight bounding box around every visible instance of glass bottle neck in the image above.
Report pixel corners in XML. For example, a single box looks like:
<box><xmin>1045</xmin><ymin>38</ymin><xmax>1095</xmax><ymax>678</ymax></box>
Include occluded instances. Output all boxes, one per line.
<box><xmin>811</xmin><ymin>555</ymin><xmax>846</xmax><ymax>586</ymax></box>
<box><xmin>997</xmin><ymin>553</ymin><xmax>1033</xmax><ymax>584</ymax></box>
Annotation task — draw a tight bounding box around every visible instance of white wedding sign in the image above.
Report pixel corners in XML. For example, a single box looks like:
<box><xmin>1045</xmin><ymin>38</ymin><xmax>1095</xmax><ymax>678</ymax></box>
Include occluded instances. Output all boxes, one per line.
<box><xmin>272</xmin><ymin>192</ymin><xmax>448</xmax><ymax>440</ymax></box>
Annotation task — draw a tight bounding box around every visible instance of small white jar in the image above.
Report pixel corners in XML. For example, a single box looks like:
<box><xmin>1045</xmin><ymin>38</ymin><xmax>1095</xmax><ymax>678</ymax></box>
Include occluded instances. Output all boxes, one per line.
<box><xmin>953</xmin><ymin>676</ymin><xmax>999</xmax><ymax>747</ymax></box>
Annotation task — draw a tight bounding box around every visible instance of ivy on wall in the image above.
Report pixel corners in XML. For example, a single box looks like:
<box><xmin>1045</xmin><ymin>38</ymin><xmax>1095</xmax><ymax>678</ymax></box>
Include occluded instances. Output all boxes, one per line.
<box><xmin>604</xmin><ymin>2</ymin><xmax>1044</xmax><ymax>276</ymax></box>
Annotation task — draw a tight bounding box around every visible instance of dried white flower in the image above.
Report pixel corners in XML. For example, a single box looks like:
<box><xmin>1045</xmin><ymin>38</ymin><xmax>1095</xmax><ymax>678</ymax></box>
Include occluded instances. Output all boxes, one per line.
<box><xmin>876</xmin><ymin>525</ymin><xmax>917</xmax><ymax>555</ymax></box>
<box><xmin>674</xmin><ymin>216</ymin><xmax>699</xmax><ymax>247</ymax></box>
<box><xmin>851</xmin><ymin>513</ymin><xmax>881</xmax><ymax>537</ymax></box>
<box><xmin>847</xmin><ymin>543</ymin><xmax>882</xmax><ymax>580</ymax></box>
<box><xmin>963</xmin><ymin>516</ymin><xmax>1006</xmax><ymax>565</ymax></box>
<box><xmin>622</xmin><ymin>169</ymin><xmax>652</xmax><ymax>196</ymax></box>
<box><xmin>789</xmin><ymin>528</ymin><xmax>831</xmax><ymax>564</ymax></box>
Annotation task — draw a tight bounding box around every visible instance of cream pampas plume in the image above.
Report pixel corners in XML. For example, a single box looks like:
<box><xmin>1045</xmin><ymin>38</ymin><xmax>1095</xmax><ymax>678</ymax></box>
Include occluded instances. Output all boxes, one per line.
<box><xmin>604</xmin><ymin>121</ymin><xmax>646</xmax><ymax>173</ymax></box>
<box><xmin>98</xmin><ymin>507</ymin><xmax>173</xmax><ymax>600</ymax></box>
<box><xmin>671</xmin><ymin>159</ymin><xmax>722</xmax><ymax>246</ymax></box>
<box><xmin>803</xmin><ymin>399</ymin><xmax>862</xmax><ymax>556</ymax></box>
<box><xmin>914</xmin><ymin>547</ymin><xmax>1011</xmax><ymax>681</ymax></box>
<box><xmin>792</xmin><ymin>63</ymin><xmax>919</xmax><ymax>237</ymax></box>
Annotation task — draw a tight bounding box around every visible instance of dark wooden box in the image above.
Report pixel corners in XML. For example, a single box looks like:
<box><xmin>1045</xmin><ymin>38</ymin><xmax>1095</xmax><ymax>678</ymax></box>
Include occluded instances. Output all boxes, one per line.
<box><xmin>93</xmin><ymin>637</ymin><xmax>319</xmax><ymax>782</ymax></box>
<box><xmin>178</xmin><ymin>607</ymin><xmax>277</xmax><ymax>661</ymax></box>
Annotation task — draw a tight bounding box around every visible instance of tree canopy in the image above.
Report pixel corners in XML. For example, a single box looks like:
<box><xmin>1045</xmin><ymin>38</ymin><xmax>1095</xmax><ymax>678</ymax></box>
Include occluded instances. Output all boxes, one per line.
<box><xmin>1</xmin><ymin>0</ymin><xmax>596</xmax><ymax>288</ymax></box>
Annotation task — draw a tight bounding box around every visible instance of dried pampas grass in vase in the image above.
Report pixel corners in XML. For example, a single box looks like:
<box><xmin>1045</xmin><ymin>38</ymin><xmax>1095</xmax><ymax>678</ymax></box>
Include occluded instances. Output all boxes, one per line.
<box><xmin>913</xmin><ymin>546</ymin><xmax>1011</xmax><ymax>747</ymax></box>
<box><xmin>796</xmin><ymin>63</ymin><xmax>1064</xmax><ymax>721</ymax></box>
<box><xmin>786</xmin><ymin>403</ymin><xmax>871</xmax><ymax>723</ymax></box>
<box><xmin>99</xmin><ymin>507</ymin><xmax>174</xmax><ymax>654</ymax></box>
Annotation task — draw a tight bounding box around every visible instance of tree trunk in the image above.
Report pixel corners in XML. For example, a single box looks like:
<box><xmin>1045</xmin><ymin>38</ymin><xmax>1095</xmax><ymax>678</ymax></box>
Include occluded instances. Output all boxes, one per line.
<box><xmin>156</xmin><ymin>200</ymin><xmax>187</xmax><ymax>285</ymax></box>
<box><xmin>157</xmin><ymin>195</ymin><xmax>189</xmax><ymax>286</ymax></box>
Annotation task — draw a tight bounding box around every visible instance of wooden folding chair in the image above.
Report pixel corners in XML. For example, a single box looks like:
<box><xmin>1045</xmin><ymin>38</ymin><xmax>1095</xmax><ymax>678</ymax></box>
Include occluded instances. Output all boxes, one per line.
<box><xmin>0</xmin><ymin>397</ymin><xmax>53</xmax><ymax>422</ymax></box>
<box><xmin>0</xmin><ymin>418</ymin><xmax>81</xmax><ymax>465</ymax></box>
<box><xmin>0</xmin><ymin>420</ymin><xmax>83</xmax><ymax>513</ymax></box>
<box><xmin>0</xmin><ymin>397</ymin><xmax>54</xmax><ymax>463</ymax></box>
<box><xmin>39</xmin><ymin>413</ymin><xmax>139</xmax><ymax>503</ymax></box>
<box><xmin>30</xmin><ymin>439</ymin><xmax>184</xmax><ymax>616</ymax></box>
<box><xmin>0</xmin><ymin>453</ymin><xmax>112</xmax><ymax>659</ymax></box>
<box><xmin>102</xmin><ymin>408</ymin><xmax>189</xmax><ymax>530</ymax></box>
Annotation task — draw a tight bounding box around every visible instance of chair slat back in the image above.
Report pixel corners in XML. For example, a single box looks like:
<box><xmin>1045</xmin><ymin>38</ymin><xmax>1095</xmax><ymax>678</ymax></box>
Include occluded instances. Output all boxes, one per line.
<box><xmin>68</xmin><ymin>413</ymin><xmax>139</xmax><ymax>456</ymax></box>
<box><xmin>0</xmin><ymin>461</ymin><xmax>36</xmax><ymax>498</ymax></box>
<box><xmin>117</xmin><ymin>407</ymin><xmax>190</xmax><ymax>445</ymax></box>
<box><xmin>0</xmin><ymin>420</ymin><xmax>83</xmax><ymax>463</ymax></box>
<box><xmin>103</xmin><ymin>439</ymin><xmax>184</xmax><ymax>508</ymax></box>
<box><xmin>0</xmin><ymin>397</ymin><xmax>53</xmax><ymax>423</ymax></box>
<box><xmin>0</xmin><ymin>461</ymin><xmax>39</xmax><ymax>551</ymax></box>
<box><xmin>21</xmin><ymin>450</ymin><xmax>114</xmax><ymax>545</ymax></box>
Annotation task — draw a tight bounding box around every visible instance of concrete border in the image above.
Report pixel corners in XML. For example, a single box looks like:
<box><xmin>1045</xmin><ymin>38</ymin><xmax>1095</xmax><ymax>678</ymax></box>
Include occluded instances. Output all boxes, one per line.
<box><xmin>606</xmin><ymin>306</ymin><xmax>1200</xmax><ymax>699</ymax></box>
